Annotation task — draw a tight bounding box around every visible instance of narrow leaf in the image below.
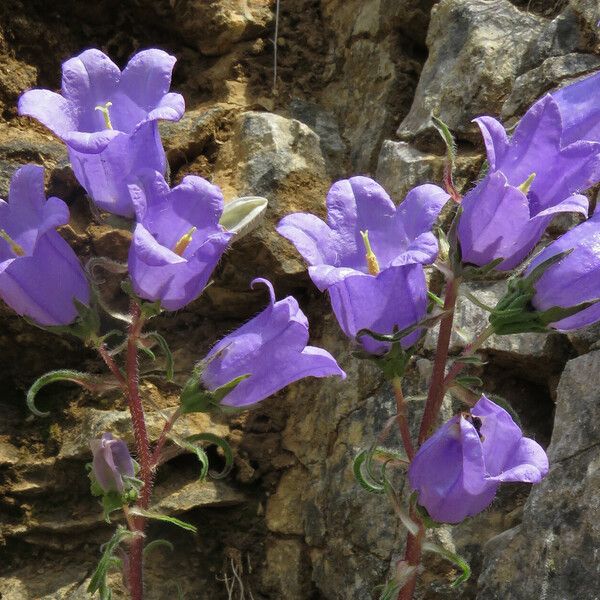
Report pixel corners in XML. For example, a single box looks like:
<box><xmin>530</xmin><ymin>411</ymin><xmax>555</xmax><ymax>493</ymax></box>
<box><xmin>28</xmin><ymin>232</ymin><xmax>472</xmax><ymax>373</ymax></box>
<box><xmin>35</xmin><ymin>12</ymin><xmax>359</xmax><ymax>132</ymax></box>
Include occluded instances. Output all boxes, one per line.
<box><xmin>27</xmin><ymin>370</ymin><xmax>116</xmax><ymax>417</ymax></box>
<box><xmin>88</xmin><ymin>526</ymin><xmax>134</xmax><ymax>595</ymax></box>
<box><xmin>455</xmin><ymin>375</ymin><xmax>483</xmax><ymax>388</ymax></box>
<box><xmin>422</xmin><ymin>541</ymin><xmax>471</xmax><ymax>587</ymax></box>
<box><xmin>186</xmin><ymin>433</ymin><xmax>234</xmax><ymax>479</ymax></box>
<box><xmin>130</xmin><ymin>508</ymin><xmax>197</xmax><ymax>533</ymax></box>
<box><xmin>145</xmin><ymin>332</ymin><xmax>175</xmax><ymax>381</ymax></box>
<box><xmin>143</xmin><ymin>538</ymin><xmax>174</xmax><ymax>557</ymax></box>
<box><xmin>353</xmin><ymin>450</ymin><xmax>385</xmax><ymax>494</ymax></box>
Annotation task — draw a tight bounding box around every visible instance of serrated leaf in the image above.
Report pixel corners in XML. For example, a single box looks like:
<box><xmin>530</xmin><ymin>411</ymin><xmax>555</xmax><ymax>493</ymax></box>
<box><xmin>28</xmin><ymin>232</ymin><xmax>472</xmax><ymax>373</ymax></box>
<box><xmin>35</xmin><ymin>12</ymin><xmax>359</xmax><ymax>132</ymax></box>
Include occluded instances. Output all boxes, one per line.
<box><xmin>130</xmin><ymin>508</ymin><xmax>197</xmax><ymax>533</ymax></box>
<box><xmin>26</xmin><ymin>370</ymin><xmax>118</xmax><ymax>417</ymax></box>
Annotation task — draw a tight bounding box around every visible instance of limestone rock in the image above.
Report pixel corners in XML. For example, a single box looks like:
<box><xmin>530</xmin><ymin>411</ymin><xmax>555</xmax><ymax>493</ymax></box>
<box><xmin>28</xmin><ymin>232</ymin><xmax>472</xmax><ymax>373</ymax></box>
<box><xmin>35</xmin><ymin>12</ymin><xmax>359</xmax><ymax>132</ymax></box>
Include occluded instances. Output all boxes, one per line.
<box><xmin>397</xmin><ymin>0</ymin><xmax>544</xmax><ymax>146</ymax></box>
<box><xmin>175</xmin><ymin>0</ymin><xmax>272</xmax><ymax>56</ymax></box>
<box><xmin>502</xmin><ymin>53</ymin><xmax>600</xmax><ymax>121</ymax></box>
<box><xmin>263</xmin><ymin>538</ymin><xmax>311</xmax><ymax>600</ymax></box>
<box><xmin>478</xmin><ymin>350</ymin><xmax>600</xmax><ymax>599</ymax></box>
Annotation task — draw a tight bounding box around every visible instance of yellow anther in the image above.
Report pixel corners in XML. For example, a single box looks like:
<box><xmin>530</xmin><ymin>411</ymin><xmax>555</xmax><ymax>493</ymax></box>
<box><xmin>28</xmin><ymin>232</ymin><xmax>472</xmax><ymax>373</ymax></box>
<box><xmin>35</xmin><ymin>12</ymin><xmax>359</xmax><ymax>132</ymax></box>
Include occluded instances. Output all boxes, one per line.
<box><xmin>360</xmin><ymin>230</ymin><xmax>380</xmax><ymax>276</ymax></box>
<box><xmin>94</xmin><ymin>101</ymin><xmax>114</xmax><ymax>130</ymax></box>
<box><xmin>517</xmin><ymin>172</ymin><xmax>536</xmax><ymax>195</ymax></box>
<box><xmin>0</xmin><ymin>229</ymin><xmax>25</xmax><ymax>256</ymax></box>
<box><xmin>173</xmin><ymin>227</ymin><xmax>197</xmax><ymax>256</ymax></box>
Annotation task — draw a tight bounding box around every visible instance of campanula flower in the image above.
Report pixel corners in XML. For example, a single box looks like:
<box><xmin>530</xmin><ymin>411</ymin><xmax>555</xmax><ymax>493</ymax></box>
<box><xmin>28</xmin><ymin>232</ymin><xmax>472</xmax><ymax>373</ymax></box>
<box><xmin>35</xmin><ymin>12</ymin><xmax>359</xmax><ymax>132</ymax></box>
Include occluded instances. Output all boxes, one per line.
<box><xmin>277</xmin><ymin>176</ymin><xmax>449</xmax><ymax>291</ymax></box>
<box><xmin>0</xmin><ymin>165</ymin><xmax>89</xmax><ymax>326</ymax></box>
<box><xmin>128</xmin><ymin>169</ymin><xmax>232</xmax><ymax>311</ymax></box>
<box><xmin>201</xmin><ymin>278</ymin><xmax>346</xmax><ymax>407</ymax></box>
<box><xmin>458</xmin><ymin>95</ymin><xmax>600</xmax><ymax>270</ymax></box>
<box><xmin>90</xmin><ymin>433</ymin><xmax>135</xmax><ymax>494</ymax></box>
<box><xmin>18</xmin><ymin>49</ymin><xmax>184</xmax><ymax>216</ymax></box>
<box><xmin>408</xmin><ymin>396</ymin><xmax>548</xmax><ymax>524</ymax></box>
<box><xmin>525</xmin><ymin>208</ymin><xmax>600</xmax><ymax>331</ymax></box>
<box><xmin>277</xmin><ymin>177</ymin><xmax>448</xmax><ymax>354</ymax></box>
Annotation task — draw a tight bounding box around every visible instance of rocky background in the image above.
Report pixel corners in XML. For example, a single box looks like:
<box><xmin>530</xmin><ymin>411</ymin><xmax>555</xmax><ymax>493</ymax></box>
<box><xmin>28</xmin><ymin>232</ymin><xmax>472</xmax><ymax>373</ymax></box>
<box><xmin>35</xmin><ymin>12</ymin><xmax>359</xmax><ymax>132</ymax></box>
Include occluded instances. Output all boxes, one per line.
<box><xmin>0</xmin><ymin>0</ymin><xmax>599</xmax><ymax>598</ymax></box>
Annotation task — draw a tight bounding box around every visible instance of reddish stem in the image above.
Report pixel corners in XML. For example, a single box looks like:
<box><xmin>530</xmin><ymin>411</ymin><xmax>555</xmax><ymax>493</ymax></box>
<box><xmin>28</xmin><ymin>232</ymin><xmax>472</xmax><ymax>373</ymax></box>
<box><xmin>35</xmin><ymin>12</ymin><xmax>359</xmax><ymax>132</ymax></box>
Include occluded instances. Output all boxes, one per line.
<box><xmin>97</xmin><ymin>343</ymin><xmax>127</xmax><ymax>390</ymax></box>
<box><xmin>418</xmin><ymin>277</ymin><xmax>460</xmax><ymax>445</ymax></box>
<box><xmin>125</xmin><ymin>301</ymin><xmax>152</xmax><ymax>600</ymax></box>
<box><xmin>397</xmin><ymin>509</ymin><xmax>425</xmax><ymax>600</ymax></box>
<box><xmin>151</xmin><ymin>408</ymin><xmax>182</xmax><ymax>467</ymax></box>
<box><xmin>392</xmin><ymin>378</ymin><xmax>415</xmax><ymax>461</ymax></box>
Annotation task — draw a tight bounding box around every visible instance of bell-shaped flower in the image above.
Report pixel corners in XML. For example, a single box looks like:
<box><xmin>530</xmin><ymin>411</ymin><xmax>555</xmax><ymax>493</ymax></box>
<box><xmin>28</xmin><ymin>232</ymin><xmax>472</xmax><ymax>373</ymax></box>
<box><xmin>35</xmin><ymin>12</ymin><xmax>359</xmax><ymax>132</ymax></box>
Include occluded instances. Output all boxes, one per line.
<box><xmin>200</xmin><ymin>278</ymin><xmax>346</xmax><ymax>407</ymax></box>
<box><xmin>408</xmin><ymin>396</ymin><xmax>548</xmax><ymax>524</ymax></box>
<box><xmin>525</xmin><ymin>209</ymin><xmax>600</xmax><ymax>331</ymax></box>
<box><xmin>90</xmin><ymin>433</ymin><xmax>135</xmax><ymax>494</ymax></box>
<box><xmin>458</xmin><ymin>95</ymin><xmax>600</xmax><ymax>270</ymax></box>
<box><xmin>18</xmin><ymin>49</ymin><xmax>185</xmax><ymax>217</ymax></box>
<box><xmin>0</xmin><ymin>165</ymin><xmax>89</xmax><ymax>326</ymax></box>
<box><xmin>128</xmin><ymin>170</ymin><xmax>233</xmax><ymax>311</ymax></box>
<box><xmin>277</xmin><ymin>176</ymin><xmax>449</xmax><ymax>291</ymax></box>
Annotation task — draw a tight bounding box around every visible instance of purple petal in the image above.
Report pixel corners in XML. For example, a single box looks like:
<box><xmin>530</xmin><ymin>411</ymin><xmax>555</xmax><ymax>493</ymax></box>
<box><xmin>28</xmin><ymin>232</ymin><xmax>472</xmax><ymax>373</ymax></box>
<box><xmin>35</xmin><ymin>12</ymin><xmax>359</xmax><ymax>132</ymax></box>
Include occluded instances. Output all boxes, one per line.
<box><xmin>326</xmin><ymin>264</ymin><xmax>427</xmax><ymax>354</ymax></box>
<box><xmin>0</xmin><ymin>232</ymin><xmax>89</xmax><ymax>326</ymax></box>
<box><xmin>18</xmin><ymin>90</ymin><xmax>78</xmax><ymax>140</ymax></box>
<box><xmin>474</xmin><ymin>116</ymin><xmax>509</xmax><ymax>169</ymax></box>
<box><xmin>472</xmin><ymin>396</ymin><xmax>523</xmax><ymax>477</ymax></box>
<box><xmin>552</xmin><ymin>69</ymin><xmax>600</xmax><ymax>145</ymax></box>
<box><xmin>62</xmin><ymin>128</ymin><xmax>122</xmax><ymax>154</ymax></box>
<box><xmin>486</xmin><ymin>437</ymin><xmax>548</xmax><ymax>483</ymax></box>
<box><xmin>396</xmin><ymin>184</ymin><xmax>449</xmax><ymax>241</ymax></box>
<box><xmin>277</xmin><ymin>212</ymin><xmax>337</xmax><ymax>267</ymax></box>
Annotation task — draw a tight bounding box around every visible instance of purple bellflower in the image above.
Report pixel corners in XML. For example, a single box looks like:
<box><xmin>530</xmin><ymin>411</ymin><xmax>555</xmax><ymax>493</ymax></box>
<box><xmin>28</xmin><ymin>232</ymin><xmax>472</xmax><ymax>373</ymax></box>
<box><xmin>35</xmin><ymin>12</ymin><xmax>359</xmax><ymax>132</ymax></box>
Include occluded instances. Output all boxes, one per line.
<box><xmin>277</xmin><ymin>177</ymin><xmax>449</xmax><ymax>353</ymax></box>
<box><xmin>526</xmin><ymin>208</ymin><xmax>600</xmax><ymax>331</ymax></box>
<box><xmin>458</xmin><ymin>95</ymin><xmax>600</xmax><ymax>270</ymax></box>
<box><xmin>201</xmin><ymin>278</ymin><xmax>346</xmax><ymax>407</ymax></box>
<box><xmin>408</xmin><ymin>395</ymin><xmax>548</xmax><ymax>524</ymax></box>
<box><xmin>90</xmin><ymin>433</ymin><xmax>135</xmax><ymax>494</ymax></box>
<box><xmin>18</xmin><ymin>49</ymin><xmax>184</xmax><ymax>217</ymax></box>
<box><xmin>128</xmin><ymin>170</ymin><xmax>233</xmax><ymax>311</ymax></box>
<box><xmin>0</xmin><ymin>165</ymin><xmax>89</xmax><ymax>326</ymax></box>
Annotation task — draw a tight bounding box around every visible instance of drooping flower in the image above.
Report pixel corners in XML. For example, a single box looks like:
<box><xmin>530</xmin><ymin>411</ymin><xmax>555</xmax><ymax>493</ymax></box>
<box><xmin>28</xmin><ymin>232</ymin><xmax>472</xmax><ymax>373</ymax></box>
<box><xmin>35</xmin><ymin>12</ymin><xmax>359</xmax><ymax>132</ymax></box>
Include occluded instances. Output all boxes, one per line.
<box><xmin>18</xmin><ymin>49</ymin><xmax>185</xmax><ymax>217</ymax></box>
<box><xmin>408</xmin><ymin>396</ymin><xmax>548</xmax><ymax>524</ymax></box>
<box><xmin>277</xmin><ymin>176</ymin><xmax>449</xmax><ymax>291</ymax></box>
<box><xmin>200</xmin><ymin>278</ymin><xmax>346</xmax><ymax>407</ymax></box>
<box><xmin>277</xmin><ymin>177</ymin><xmax>448</xmax><ymax>353</ymax></box>
<box><xmin>0</xmin><ymin>164</ymin><xmax>90</xmax><ymax>326</ymax></box>
<box><xmin>525</xmin><ymin>208</ymin><xmax>600</xmax><ymax>331</ymax></box>
<box><xmin>90</xmin><ymin>433</ymin><xmax>135</xmax><ymax>494</ymax></box>
<box><xmin>127</xmin><ymin>169</ymin><xmax>233</xmax><ymax>311</ymax></box>
<box><xmin>458</xmin><ymin>95</ymin><xmax>600</xmax><ymax>270</ymax></box>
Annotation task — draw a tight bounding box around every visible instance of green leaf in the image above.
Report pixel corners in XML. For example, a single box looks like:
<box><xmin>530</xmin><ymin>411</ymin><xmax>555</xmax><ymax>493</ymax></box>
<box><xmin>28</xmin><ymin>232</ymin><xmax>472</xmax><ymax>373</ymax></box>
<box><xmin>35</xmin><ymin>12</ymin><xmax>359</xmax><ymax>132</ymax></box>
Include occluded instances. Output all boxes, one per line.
<box><xmin>88</xmin><ymin>526</ymin><xmax>134</xmax><ymax>596</ymax></box>
<box><xmin>185</xmin><ymin>433</ymin><xmax>234</xmax><ymax>479</ymax></box>
<box><xmin>431</xmin><ymin>115</ymin><xmax>457</xmax><ymax>167</ymax></box>
<box><xmin>130</xmin><ymin>508</ymin><xmax>197</xmax><ymax>533</ymax></box>
<box><xmin>422</xmin><ymin>541</ymin><xmax>471</xmax><ymax>588</ymax></box>
<box><xmin>101</xmin><ymin>492</ymin><xmax>125</xmax><ymax>524</ymax></box>
<box><xmin>145</xmin><ymin>332</ymin><xmax>175</xmax><ymax>381</ymax></box>
<box><xmin>455</xmin><ymin>375</ymin><xmax>483</xmax><ymax>388</ymax></box>
<box><xmin>454</xmin><ymin>355</ymin><xmax>487</xmax><ymax>366</ymax></box>
<box><xmin>428</xmin><ymin>291</ymin><xmax>445</xmax><ymax>308</ymax></box>
<box><xmin>353</xmin><ymin>450</ymin><xmax>386</xmax><ymax>494</ymax></box>
<box><xmin>26</xmin><ymin>370</ymin><xmax>117</xmax><ymax>417</ymax></box>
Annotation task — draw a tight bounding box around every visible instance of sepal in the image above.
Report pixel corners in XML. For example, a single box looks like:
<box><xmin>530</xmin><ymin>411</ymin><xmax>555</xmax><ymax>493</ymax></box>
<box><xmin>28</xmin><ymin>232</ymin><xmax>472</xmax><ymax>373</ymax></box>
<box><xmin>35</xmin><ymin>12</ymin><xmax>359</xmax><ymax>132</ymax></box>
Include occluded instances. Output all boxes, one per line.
<box><xmin>219</xmin><ymin>196</ymin><xmax>268</xmax><ymax>240</ymax></box>
<box><xmin>179</xmin><ymin>368</ymin><xmax>249</xmax><ymax>414</ymax></box>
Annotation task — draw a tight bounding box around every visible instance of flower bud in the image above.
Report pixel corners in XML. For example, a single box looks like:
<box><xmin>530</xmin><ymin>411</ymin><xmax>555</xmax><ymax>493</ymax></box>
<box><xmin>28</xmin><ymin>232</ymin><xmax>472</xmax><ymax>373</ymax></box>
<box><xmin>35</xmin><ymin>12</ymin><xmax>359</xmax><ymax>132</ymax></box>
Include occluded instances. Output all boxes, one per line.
<box><xmin>90</xmin><ymin>433</ymin><xmax>135</xmax><ymax>494</ymax></box>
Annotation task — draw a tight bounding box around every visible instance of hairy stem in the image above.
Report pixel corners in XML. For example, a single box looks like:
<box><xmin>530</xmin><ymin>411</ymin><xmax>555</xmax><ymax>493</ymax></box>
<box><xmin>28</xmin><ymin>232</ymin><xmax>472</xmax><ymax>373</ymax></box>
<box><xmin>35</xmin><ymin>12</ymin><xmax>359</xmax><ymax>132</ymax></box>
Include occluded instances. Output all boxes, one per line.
<box><xmin>151</xmin><ymin>407</ymin><xmax>182</xmax><ymax>467</ymax></box>
<box><xmin>418</xmin><ymin>277</ymin><xmax>461</xmax><ymax>445</ymax></box>
<box><xmin>397</xmin><ymin>508</ymin><xmax>425</xmax><ymax>600</ymax></box>
<box><xmin>97</xmin><ymin>343</ymin><xmax>127</xmax><ymax>390</ymax></box>
<box><xmin>392</xmin><ymin>378</ymin><xmax>415</xmax><ymax>461</ymax></box>
<box><xmin>126</xmin><ymin>301</ymin><xmax>151</xmax><ymax>600</ymax></box>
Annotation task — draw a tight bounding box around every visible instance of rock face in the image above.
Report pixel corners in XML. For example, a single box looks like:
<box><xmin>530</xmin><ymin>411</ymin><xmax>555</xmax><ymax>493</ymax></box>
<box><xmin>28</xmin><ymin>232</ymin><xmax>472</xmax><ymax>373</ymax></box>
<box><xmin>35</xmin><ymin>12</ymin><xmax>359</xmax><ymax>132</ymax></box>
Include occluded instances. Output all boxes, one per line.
<box><xmin>478</xmin><ymin>351</ymin><xmax>600</xmax><ymax>600</ymax></box>
<box><xmin>1</xmin><ymin>0</ymin><xmax>600</xmax><ymax>598</ymax></box>
<box><xmin>397</xmin><ymin>0</ymin><xmax>544</xmax><ymax>146</ymax></box>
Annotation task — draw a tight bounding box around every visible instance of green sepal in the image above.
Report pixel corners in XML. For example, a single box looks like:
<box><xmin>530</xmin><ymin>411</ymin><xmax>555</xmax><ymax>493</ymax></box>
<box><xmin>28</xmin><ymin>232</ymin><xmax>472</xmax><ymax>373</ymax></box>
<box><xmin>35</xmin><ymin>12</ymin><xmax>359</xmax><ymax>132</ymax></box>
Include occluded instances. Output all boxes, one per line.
<box><xmin>88</xmin><ymin>526</ymin><xmax>134</xmax><ymax>598</ymax></box>
<box><xmin>130</xmin><ymin>508</ymin><xmax>197</xmax><ymax>533</ymax></box>
<box><xmin>179</xmin><ymin>372</ymin><xmax>250</xmax><ymax>414</ymax></box>
<box><xmin>428</xmin><ymin>291</ymin><xmax>445</xmax><ymax>308</ymax></box>
<box><xmin>26</xmin><ymin>369</ymin><xmax>119</xmax><ymax>417</ymax></box>
<box><xmin>461</xmin><ymin>257</ymin><xmax>503</xmax><ymax>280</ymax></box>
<box><xmin>422</xmin><ymin>541</ymin><xmax>471</xmax><ymax>588</ymax></box>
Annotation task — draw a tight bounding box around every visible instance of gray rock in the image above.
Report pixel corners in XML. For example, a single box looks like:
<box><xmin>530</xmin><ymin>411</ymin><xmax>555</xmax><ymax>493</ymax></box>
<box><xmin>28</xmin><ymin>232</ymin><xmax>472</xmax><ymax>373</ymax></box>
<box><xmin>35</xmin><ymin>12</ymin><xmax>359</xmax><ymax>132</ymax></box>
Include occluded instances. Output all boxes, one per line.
<box><xmin>397</xmin><ymin>0</ymin><xmax>544</xmax><ymax>146</ymax></box>
<box><xmin>375</xmin><ymin>140</ymin><xmax>483</xmax><ymax>202</ymax></box>
<box><xmin>502</xmin><ymin>53</ymin><xmax>600</xmax><ymax>121</ymax></box>
<box><xmin>569</xmin><ymin>0</ymin><xmax>600</xmax><ymax>51</ymax></box>
<box><xmin>478</xmin><ymin>350</ymin><xmax>600</xmax><ymax>599</ymax></box>
<box><xmin>424</xmin><ymin>281</ymin><xmax>569</xmax><ymax>375</ymax></box>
